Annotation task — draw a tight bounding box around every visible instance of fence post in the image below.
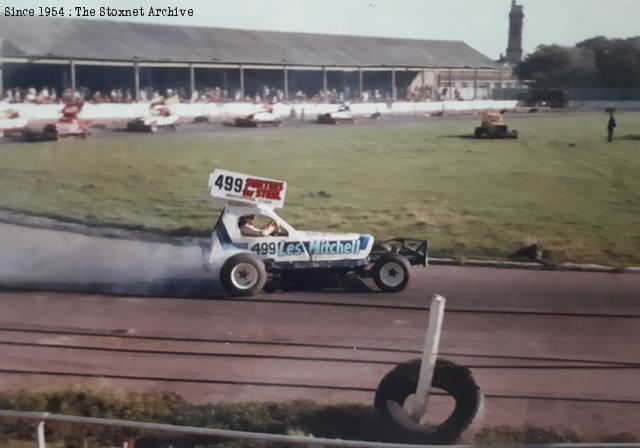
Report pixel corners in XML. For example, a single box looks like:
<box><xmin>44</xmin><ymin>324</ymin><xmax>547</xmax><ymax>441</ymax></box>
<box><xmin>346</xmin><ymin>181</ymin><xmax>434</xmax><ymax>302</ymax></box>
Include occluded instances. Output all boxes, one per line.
<box><xmin>37</xmin><ymin>420</ymin><xmax>46</xmax><ymax>448</ymax></box>
<box><xmin>70</xmin><ymin>59</ymin><xmax>76</xmax><ymax>92</ymax></box>
<box><xmin>134</xmin><ymin>62</ymin><xmax>140</xmax><ymax>101</ymax></box>
<box><xmin>410</xmin><ymin>295</ymin><xmax>446</xmax><ymax>421</ymax></box>
<box><xmin>189</xmin><ymin>63</ymin><xmax>196</xmax><ymax>99</ymax></box>
<box><xmin>81</xmin><ymin>427</ymin><xmax>88</xmax><ymax>448</ymax></box>
<box><xmin>0</xmin><ymin>55</ymin><xmax>4</xmax><ymax>98</ymax></box>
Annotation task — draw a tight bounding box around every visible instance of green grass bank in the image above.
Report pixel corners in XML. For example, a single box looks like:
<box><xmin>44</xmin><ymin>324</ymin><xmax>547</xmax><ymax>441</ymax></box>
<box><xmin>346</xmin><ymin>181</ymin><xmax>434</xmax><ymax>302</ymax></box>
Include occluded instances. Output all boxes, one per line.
<box><xmin>0</xmin><ymin>391</ymin><xmax>636</xmax><ymax>446</ymax></box>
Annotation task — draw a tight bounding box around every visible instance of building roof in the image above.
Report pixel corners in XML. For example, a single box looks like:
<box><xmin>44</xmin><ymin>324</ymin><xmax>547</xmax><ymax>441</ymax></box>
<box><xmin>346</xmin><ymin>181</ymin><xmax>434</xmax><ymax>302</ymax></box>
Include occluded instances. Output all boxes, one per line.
<box><xmin>0</xmin><ymin>16</ymin><xmax>499</xmax><ymax>69</ymax></box>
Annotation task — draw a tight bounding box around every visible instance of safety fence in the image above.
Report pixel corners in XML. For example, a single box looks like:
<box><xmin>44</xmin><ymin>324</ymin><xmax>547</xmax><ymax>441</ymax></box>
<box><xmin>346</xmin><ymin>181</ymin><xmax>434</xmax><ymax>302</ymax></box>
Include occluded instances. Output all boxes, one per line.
<box><xmin>2</xmin><ymin>410</ymin><xmax>639</xmax><ymax>448</ymax></box>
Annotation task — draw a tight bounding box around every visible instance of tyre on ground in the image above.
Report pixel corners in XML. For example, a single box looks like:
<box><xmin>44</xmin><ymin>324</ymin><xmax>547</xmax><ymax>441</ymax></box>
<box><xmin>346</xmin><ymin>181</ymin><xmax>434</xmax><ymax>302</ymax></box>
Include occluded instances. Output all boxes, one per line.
<box><xmin>374</xmin><ymin>358</ymin><xmax>483</xmax><ymax>444</ymax></box>
<box><xmin>372</xmin><ymin>254</ymin><xmax>410</xmax><ymax>292</ymax></box>
<box><xmin>474</xmin><ymin>127</ymin><xmax>483</xmax><ymax>138</ymax></box>
<box><xmin>220</xmin><ymin>253</ymin><xmax>267</xmax><ymax>297</ymax></box>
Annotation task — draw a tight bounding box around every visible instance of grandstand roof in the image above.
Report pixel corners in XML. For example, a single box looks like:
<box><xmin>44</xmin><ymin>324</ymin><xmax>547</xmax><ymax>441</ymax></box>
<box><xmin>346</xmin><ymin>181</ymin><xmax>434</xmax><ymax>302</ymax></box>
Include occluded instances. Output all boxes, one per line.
<box><xmin>0</xmin><ymin>16</ymin><xmax>499</xmax><ymax>68</ymax></box>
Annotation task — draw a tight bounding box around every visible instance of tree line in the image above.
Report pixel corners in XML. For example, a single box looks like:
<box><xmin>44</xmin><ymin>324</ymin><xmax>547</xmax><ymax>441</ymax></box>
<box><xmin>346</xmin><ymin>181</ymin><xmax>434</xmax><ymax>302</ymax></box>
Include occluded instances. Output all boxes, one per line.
<box><xmin>516</xmin><ymin>36</ymin><xmax>640</xmax><ymax>88</ymax></box>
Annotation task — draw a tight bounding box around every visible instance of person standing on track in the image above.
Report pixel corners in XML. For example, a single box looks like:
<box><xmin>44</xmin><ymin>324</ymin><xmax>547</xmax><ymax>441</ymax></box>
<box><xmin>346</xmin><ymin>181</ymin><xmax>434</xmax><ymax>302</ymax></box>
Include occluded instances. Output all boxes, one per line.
<box><xmin>607</xmin><ymin>110</ymin><xmax>617</xmax><ymax>143</ymax></box>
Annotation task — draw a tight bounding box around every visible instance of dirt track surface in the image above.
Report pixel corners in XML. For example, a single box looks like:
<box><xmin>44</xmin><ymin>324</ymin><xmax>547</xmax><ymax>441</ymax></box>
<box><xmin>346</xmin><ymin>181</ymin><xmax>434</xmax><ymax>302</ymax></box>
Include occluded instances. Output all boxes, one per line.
<box><xmin>0</xmin><ymin>222</ymin><xmax>639</xmax><ymax>436</ymax></box>
<box><xmin>1</xmin><ymin>110</ymin><xmax>602</xmax><ymax>144</ymax></box>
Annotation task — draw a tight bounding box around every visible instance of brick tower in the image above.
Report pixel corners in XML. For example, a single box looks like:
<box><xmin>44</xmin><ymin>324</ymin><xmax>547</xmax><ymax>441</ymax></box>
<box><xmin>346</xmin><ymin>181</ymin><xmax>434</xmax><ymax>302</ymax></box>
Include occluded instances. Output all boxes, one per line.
<box><xmin>506</xmin><ymin>0</ymin><xmax>524</xmax><ymax>65</ymax></box>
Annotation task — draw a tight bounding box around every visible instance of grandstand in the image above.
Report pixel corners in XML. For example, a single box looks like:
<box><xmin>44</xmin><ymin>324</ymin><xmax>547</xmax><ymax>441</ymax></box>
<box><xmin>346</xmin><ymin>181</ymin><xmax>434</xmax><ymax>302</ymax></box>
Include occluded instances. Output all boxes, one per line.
<box><xmin>0</xmin><ymin>16</ymin><xmax>516</xmax><ymax>102</ymax></box>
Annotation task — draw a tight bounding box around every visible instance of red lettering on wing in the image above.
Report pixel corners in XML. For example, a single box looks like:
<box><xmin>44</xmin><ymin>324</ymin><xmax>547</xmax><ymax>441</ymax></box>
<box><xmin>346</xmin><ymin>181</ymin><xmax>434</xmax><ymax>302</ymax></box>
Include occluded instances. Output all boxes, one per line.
<box><xmin>242</xmin><ymin>178</ymin><xmax>258</xmax><ymax>198</ymax></box>
<box><xmin>243</xmin><ymin>178</ymin><xmax>284</xmax><ymax>201</ymax></box>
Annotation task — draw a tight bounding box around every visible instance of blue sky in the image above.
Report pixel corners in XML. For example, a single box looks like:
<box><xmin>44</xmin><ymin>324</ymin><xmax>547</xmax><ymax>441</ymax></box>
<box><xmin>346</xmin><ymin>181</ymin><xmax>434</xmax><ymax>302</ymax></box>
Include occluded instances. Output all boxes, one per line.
<box><xmin>4</xmin><ymin>0</ymin><xmax>639</xmax><ymax>59</ymax></box>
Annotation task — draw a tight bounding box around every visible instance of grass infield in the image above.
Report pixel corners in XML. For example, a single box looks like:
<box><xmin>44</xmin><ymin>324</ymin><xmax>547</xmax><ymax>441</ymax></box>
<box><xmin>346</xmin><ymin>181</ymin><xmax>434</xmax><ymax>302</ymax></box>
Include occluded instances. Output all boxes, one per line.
<box><xmin>0</xmin><ymin>112</ymin><xmax>639</xmax><ymax>265</ymax></box>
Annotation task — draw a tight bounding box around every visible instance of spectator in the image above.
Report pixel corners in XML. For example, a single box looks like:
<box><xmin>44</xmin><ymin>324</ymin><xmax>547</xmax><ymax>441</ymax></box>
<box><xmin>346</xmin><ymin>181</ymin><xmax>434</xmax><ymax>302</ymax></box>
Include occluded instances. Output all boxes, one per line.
<box><xmin>25</xmin><ymin>88</ymin><xmax>37</xmax><ymax>103</ymax></box>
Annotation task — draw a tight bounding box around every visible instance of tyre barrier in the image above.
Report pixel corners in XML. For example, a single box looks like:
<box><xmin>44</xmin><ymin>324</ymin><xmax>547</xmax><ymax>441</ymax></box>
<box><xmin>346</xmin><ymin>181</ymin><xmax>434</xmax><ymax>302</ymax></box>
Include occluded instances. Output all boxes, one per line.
<box><xmin>374</xmin><ymin>358</ymin><xmax>483</xmax><ymax>445</ymax></box>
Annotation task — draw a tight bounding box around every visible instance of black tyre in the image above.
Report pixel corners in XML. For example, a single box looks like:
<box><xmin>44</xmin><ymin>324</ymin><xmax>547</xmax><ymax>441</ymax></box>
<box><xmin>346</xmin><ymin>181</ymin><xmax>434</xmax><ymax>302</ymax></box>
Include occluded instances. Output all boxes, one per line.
<box><xmin>45</xmin><ymin>131</ymin><xmax>59</xmax><ymax>142</ymax></box>
<box><xmin>474</xmin><ymin>127</ymin><xmax>483</xmax><ymax>138</ymax></box>
<box><xmin>373</xmin><ymin>254</ymin><xmax>410</xmax><ymax>292</ymax></box>
<box><xmin>220</xmin><ymin>253</ymin><xmax>267</xmax><ymax>297</ymax></box>
<box><xmin>375</xmin><ymin>359</ymin><xmax>483</xmax><ymax>444</ymax></box>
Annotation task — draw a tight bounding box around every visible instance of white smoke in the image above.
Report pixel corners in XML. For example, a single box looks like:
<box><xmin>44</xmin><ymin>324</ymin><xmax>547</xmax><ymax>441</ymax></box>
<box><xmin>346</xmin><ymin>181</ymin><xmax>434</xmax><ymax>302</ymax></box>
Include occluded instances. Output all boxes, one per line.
<box><xmin>0</xmin><ymin>222</ymin><xmax>215</xmax><ymax>293</ymax></box>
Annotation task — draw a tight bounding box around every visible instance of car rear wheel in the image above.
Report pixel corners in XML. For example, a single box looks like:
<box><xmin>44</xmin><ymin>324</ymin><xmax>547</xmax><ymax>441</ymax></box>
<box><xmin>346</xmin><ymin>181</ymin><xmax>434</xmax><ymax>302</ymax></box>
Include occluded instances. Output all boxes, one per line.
<box><xmin>220</xmin><ymin>253</ymin><xmax>267</xmax><ymax>297</ymax></box>
<box><xmin>373</xmin><ymin>254</ymin><xmax>410</xmax><ymax>292</ymax></box>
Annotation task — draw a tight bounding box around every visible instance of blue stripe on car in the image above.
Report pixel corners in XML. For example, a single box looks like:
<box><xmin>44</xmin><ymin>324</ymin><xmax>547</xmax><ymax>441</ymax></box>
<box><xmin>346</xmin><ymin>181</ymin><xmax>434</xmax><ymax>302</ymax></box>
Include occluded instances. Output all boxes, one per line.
<box><xmin>216</xmin><ymin>224</ymin><xmax>248</xmax><ymax>250</ymax></box>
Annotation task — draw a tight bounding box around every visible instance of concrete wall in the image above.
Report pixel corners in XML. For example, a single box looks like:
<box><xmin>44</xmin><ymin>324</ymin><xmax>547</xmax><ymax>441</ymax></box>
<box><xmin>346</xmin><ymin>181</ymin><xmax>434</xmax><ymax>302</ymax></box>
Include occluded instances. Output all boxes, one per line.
<box><xmin>0</xmin><ymin>100</ymin><xmax>519</xmax><ymax>122</ymax></box>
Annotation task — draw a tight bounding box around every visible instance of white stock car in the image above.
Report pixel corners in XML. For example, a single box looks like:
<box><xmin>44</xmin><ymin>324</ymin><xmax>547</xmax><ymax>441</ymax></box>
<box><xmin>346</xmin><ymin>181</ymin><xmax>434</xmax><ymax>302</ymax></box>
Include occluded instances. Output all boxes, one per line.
<box><xmin>201</xmin><ymin>169</ymin><xmax>427</xmax><ymax>296</ymax></box>
<box><xmin>234</xmin><ymin>110</ymin><xmax>282</xmax><ymax>127</ymax></box>
<box><xmin>317</xmin><ymin>104</ymin><xmax>355</xmax><ymax>124</ymax></box>
<box><xmin>0</xmin><ymin>109</ymin><xmax>28</xmax><ymax>139</ymax></box>
<box><xmin>127</xmin><ymin>105</ymin><xmax>178</xmax><ymax>133</ymax></box>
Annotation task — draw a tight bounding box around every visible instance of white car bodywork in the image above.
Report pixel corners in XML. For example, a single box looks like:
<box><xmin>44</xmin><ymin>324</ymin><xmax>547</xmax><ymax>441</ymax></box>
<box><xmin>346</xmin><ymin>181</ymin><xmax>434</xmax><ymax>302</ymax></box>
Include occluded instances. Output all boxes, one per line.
<box><xmin>252</xmin><ymin>111</ymin><xmax>280</xmax><ymax>123</ymax></box>
<box><xmin>318</xmin><ymin>105</ymin><xmax>355</xmax><ymax>124</ymax></box>
<box><xmin>0</xmin><ymin>111</ymin><xmax>28</xmax><ymax>138</ymax></box>
<box><xmin>205</xmin><ymin>204</ymin><xmax>373</xmax><ymax>270</ymax></box>
<box><xmin>127</xmin><ymin>106</ymin><xmax>178</xmax><ymax>132</ymax></box>
<box><xmin>140</xmin><ymin>115</ymin><xmax>178</xmax><ymax>127</ymax></box>
<box><xmin>329</xmin><ymin>109</ymin><xmax>354</xmax><ymax>120</ymax></box>
<box><xmin>234</xmin><ymin>109</ymin><xmax>282</xmax><ymax>127</ymax></box>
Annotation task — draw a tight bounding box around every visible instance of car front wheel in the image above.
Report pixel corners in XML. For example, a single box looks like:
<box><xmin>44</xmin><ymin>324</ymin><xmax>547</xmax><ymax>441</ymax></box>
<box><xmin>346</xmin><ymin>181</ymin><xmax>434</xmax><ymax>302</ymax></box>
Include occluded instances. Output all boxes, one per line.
<box><xmin>373</xmin><ymin>254</ymin><xmax>410</xmax><ymax>292</ymax></box>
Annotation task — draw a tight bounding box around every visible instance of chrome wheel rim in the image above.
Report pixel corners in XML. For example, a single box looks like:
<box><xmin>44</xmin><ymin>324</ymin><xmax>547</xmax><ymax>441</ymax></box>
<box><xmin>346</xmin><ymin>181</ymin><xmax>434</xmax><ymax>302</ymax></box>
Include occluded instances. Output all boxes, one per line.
<box><xmin>230</xmin><ymin>263</ymin><xmax>260</xmax><ymax>290</ymax></box>
<box><xmin>380</xmin><ymin>262</ymin><xmax>404</xmax><ymax>287</ymax></box>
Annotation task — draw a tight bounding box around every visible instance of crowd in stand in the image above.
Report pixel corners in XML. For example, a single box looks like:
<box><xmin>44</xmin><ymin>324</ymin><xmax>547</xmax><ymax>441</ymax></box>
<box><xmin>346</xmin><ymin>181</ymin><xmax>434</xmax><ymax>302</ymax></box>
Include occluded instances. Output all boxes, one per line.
<box><xmin>2</xmin><ymin>87</ymin><xmax>60</xmax><ymax>104</ymax></box>
<box><xmin>2</xmin><ymin>84</ymin><xmax>441</xmax><ymax>104</ymax></box>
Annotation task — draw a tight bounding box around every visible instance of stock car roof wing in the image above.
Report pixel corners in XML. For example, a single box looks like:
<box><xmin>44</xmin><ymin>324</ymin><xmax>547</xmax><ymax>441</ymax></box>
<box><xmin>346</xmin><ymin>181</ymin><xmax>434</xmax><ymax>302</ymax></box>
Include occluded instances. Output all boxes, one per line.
<box><xmin>209</xmin><ymin>169</ymin><xmax>287</xmax><ymax>209</ymax></box>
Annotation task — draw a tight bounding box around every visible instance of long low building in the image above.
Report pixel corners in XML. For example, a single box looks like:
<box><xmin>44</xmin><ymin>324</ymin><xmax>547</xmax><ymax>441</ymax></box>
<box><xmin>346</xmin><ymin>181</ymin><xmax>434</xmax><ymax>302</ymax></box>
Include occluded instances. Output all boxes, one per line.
<box><xmin>0</xmin><ymin>15</ymin><xmax>517</xmax><ymax>101</ymax></box>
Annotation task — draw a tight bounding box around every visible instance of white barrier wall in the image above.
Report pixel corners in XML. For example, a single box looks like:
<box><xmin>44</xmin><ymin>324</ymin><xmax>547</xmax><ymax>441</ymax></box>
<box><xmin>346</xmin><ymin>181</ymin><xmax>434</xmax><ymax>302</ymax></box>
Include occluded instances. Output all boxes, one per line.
<box><xmin>0</xmin><ymin>100</ymin><xmax>519</xmax><ymax>122</ymax></box>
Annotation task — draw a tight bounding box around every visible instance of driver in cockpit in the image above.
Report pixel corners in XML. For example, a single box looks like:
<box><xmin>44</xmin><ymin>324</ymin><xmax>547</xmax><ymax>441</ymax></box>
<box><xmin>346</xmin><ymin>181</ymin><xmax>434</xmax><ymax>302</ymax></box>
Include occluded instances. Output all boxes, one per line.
<box><xmin>238</xmin><ymin>215</ymin><xmax>287</xmax><ymax>237</ymax></box>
